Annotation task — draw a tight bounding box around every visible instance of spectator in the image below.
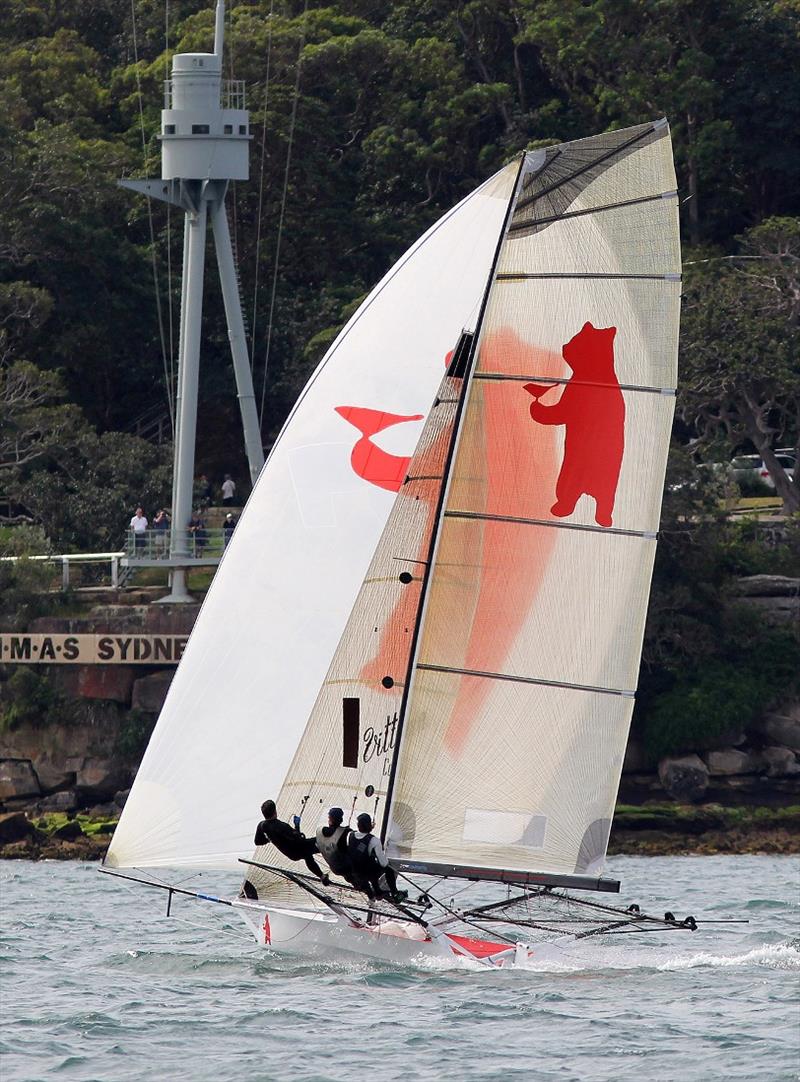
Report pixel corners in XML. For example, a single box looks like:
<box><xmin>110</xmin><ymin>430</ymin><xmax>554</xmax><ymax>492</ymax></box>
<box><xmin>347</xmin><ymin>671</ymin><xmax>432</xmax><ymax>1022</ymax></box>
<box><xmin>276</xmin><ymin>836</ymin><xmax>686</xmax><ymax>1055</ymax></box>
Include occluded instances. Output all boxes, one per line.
<box><xmin>194</xmin><ymin>475</ymin><xmax>212</xmax><ymax>508</ymax></box>
<box><xmin>223</xmin><ymin>512</ymin><xmax>237</xmax><ymax>548</ymax></box>
<box><xmin>153</xmin><ymin>508</ymin><xmax>170</xmax><ymax>557</ymax></box>
<box><xmin>221</xmin><ymin>473</ymin><xmax>236</xmax><ymax>506</ymax></box>
<box><xmin>187</xmin><ymin>510</ymin><xmax>207</xmax><ymax>556</ymax></box>
<box><xmin>130</xmin><ymin>506</ymin><xmax>148</xmax><ymax>554</ymax></box>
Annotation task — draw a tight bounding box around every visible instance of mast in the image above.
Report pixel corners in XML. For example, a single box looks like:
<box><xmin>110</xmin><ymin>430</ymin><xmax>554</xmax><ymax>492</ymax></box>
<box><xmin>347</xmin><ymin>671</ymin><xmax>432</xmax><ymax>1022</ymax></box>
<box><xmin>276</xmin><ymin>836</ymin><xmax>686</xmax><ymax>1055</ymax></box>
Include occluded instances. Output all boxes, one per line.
<box><xmin>379</xmin><ymin>152</ymin><xmax>530</xmax><ymax>844</ymax></box>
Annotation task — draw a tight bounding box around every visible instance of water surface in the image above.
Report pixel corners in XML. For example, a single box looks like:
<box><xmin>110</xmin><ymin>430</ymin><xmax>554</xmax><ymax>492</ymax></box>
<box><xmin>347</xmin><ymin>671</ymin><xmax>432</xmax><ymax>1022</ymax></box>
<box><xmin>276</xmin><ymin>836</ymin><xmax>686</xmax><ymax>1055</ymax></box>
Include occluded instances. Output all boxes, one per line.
<box><xmin>1</xmin><ymin>855</ymin><xmax>798</xmax><ymax>1081</ymax></box>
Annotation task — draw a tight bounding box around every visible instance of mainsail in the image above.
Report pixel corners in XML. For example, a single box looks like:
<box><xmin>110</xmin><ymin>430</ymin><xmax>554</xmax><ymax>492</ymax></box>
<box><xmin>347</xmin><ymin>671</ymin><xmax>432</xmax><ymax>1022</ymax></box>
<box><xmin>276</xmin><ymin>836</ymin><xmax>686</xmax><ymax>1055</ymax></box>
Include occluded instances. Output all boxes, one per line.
<box><xmin>386</xmin><ymin>122</ymin><xmax>680</xmax><ymax>881</ymax></box>
<box><xmin>106</xmin><ymin>162</ymin><xmax>519</xmax><ymax>869</ymax></box>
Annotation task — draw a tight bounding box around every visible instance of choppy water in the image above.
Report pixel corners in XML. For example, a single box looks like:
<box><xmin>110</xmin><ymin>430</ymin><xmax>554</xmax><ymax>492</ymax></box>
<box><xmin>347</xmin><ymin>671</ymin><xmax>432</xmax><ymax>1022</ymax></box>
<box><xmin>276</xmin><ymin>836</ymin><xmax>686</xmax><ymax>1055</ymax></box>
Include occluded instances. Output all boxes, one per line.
<box><xmin>1</xmin><ymin>855</ymin><xmax>798</xmax><ymax>1081</ymax></box>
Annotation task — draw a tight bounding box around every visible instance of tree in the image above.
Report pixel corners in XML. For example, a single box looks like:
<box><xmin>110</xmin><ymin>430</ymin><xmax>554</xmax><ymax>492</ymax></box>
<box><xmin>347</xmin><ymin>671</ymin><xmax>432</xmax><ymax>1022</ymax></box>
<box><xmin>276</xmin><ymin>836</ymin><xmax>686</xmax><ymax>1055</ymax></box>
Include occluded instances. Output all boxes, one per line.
<box><xmin>679</xmin><ymin>217</ymin><xmax>800</xmax><ymax>511</ymax></box>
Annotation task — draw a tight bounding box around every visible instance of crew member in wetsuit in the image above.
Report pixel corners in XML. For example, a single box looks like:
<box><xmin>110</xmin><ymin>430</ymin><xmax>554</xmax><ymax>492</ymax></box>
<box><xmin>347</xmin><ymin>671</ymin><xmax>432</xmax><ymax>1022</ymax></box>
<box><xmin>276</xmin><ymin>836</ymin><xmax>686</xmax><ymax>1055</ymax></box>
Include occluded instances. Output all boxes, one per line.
<box><xmin>254</xmin><ymin>800</ymin><xmax>328</xmax><ymax>883</ymax></box>
<box><xmin>348</xmin><ymin>812</ymin><xmax>407</xmax><ymax>904</ymax></box>
<box><xmin>315</xmin><ymin>807</ymin><xmax>355</xmax><ymax>884</ymax></box>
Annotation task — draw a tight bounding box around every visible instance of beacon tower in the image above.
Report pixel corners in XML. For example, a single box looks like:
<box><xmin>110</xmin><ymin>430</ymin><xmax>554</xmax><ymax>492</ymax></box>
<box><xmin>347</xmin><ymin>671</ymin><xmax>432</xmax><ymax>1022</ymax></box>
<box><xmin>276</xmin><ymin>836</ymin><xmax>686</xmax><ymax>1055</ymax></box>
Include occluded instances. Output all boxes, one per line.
<box><xmin>121</xmin><ymin>0</ymin><xmax>264</xmax><ymax>602</ymax></box>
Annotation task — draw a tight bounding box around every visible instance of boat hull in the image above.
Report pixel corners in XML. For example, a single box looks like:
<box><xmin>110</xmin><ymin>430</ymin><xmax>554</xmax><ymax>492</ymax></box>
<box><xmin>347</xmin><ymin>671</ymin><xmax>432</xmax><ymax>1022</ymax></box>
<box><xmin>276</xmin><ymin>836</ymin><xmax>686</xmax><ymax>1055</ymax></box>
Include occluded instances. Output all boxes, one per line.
<box><xmin>233</xmin><ymin>900</ymin><xmax>527</xmax><ymax>967</ymax></box>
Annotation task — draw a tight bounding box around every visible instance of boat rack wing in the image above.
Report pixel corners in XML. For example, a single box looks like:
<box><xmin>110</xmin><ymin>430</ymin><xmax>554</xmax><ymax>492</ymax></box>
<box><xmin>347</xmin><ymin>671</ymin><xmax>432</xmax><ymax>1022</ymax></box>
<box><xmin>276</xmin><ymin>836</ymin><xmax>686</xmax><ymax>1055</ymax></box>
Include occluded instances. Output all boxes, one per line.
<box><xmin>393</xmin><ymin>860</ymin><xmax>621</xmax><ymax>893</ymax></box>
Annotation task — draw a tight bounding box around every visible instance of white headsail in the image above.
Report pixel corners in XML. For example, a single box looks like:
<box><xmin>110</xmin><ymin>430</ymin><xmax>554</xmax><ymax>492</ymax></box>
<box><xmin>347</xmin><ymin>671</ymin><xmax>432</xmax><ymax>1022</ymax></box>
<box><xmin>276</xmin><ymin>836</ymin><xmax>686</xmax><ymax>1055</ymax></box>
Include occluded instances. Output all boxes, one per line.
<box><xmin>106</xmin><ymin>162</ymin><xmax>519</xmax><ymax>869</ymax></box>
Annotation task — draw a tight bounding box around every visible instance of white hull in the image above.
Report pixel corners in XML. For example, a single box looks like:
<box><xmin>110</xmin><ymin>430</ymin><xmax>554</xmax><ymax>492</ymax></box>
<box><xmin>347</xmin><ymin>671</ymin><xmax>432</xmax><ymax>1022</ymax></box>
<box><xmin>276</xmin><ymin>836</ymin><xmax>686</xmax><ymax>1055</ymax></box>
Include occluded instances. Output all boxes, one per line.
<box><xmin>233</xmin><ymin>900</ymin><xmax>532</xmax><ymax>968</ymax></box>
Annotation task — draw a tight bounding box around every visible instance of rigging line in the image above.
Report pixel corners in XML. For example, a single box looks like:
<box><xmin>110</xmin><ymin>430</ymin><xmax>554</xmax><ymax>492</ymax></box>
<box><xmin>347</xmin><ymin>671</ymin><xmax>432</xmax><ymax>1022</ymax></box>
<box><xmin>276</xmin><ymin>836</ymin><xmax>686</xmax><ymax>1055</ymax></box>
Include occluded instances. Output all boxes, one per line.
<box><xmin>130</xmin><ymin>0</ymin><xmax>174</xmax><ymax>429</ymax></box>
<box><xmin>415</xmin><ymin>662</ymin><xmax>636</xmax><ymax>699</ymax></box>
<box><xmin>250</xmin><ymin>0</ymin><xmax>276</xmax><ymax>366</ymax></box>
<box><xmin>165</xmin><ymin>1</ymin><xmax>175</xmax><ymax>428</ymax></box>
<box><xmin>258</xmin><ymin>0</ymin><xmax>310</xmax><ymax>427</ymax></box>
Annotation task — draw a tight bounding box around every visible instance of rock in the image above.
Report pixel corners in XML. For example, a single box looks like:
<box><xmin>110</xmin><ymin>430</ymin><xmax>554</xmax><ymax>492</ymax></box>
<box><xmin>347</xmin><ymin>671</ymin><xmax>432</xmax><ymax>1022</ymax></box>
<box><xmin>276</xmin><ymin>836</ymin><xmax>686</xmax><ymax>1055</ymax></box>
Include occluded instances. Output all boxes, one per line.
<box><xmin>39</xmin><ymin>790</ymin><xmax>78</xmax><ymax>812</ymax></box>
<box><xmin>732</xmin><ymin>575</ymin><xmax>799</xmax><ymax>597</ymax></box>
<box><xmin>760</xmin><ymin>746</ymin><xmax>800</xmax><ymax>778</ymax></box>
<box><xmin>756</xmin><ymin>712</ymin><xmax>800</xmax><ymax>753</ymax></box>
<box><xmin>0</xmin><ymin>811</ymin><xmax>43</xmax><ymax>843</ymax></box>
<box><xmin>658</xmin><ymin>754</ymin><xmax>709</xmax><ymax>802</ymax></box>
<box><xmin>75</xmin><ymin>758</ymin><xmax>131</xmax><ymax>801</ymax></box>
<box><xmin>0</xmin><ymin>759</ymin><xmax>41</xmax><ymax>801</ymax></box>
<box><xmin>704</xmin><ymin>748</ymin><xmax>761</xmax><ymax>776</ymax></box>
<box><xmin>52</xmin><ymin>820</ymin><xmax>84</xmax><ymax>840</ymax></box>
<box><xmin>77</xmin><ymin>667</ymin><xmax>135</xmax><ymax>704</ymax></box>
<box><xmin>114</xmin><ymin>789</ymin><xmax>130</xmax><ymax>809</ymax></box>
<box><xmin>131</xmin><ymin>670</ymin><xmax>174</xmax><ymax>713</ymax></box>
<box><xmin>31</xmin><ymin>756</ymin><xmax>77</xmax><ymax>793</ymax></box>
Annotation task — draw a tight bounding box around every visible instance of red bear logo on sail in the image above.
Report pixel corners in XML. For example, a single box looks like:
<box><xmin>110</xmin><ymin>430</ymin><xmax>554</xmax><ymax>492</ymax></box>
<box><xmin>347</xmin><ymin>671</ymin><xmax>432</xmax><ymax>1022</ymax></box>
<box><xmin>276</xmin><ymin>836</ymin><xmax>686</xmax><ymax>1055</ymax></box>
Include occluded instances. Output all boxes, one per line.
<box><xmin>334</xmin><ymin>406</ymin><xmax>424</xmax><ymax>492</ymax></box>
<box><xmin>524</xmin><ymin>321</ymin><xmax>624</xmax><ymax>528</ymax></box>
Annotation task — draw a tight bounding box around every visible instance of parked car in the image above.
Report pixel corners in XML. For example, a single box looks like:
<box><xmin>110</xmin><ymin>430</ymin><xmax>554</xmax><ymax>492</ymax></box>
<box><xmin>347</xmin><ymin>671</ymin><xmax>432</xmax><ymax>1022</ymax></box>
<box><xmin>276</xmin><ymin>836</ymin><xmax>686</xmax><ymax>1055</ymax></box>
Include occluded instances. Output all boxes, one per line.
<box><xmin>730</xmin><ymin>453</ymin><xmax>796</xmax><ymax>490</ymax></box>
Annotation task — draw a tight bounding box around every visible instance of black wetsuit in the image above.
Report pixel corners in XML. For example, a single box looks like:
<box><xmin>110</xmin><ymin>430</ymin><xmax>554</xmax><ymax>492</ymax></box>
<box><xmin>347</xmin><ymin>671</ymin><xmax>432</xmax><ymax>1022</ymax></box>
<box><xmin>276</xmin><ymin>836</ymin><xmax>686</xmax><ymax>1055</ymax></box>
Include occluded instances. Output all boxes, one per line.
<box><xmin>254</xmin><ymin>817</ymin><xmax>325</xmax><ymax>879</ymax></box>
<box><xmin>347</xmin><ymin>831</ymin><xmax>400</xmax><ymax>899</ymax></box>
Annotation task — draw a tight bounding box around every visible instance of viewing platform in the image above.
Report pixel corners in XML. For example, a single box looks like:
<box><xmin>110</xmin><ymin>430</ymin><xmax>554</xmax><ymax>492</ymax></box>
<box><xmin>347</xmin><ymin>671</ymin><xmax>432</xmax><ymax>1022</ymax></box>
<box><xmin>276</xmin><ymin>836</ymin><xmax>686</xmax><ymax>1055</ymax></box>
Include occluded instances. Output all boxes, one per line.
<box><xmin>122</xmin><ymin>507</ymin><xmax>241</xmax><ymax>570</ymax></box>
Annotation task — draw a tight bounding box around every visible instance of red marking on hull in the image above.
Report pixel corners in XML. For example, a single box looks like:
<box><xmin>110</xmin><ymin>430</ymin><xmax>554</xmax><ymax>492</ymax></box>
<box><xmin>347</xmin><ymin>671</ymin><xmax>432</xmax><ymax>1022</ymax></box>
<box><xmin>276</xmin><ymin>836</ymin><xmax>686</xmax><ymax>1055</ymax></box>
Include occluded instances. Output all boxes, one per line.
<box><xmin>446</xmin><ymin>932</ymin><xmax>510</xmax><ymax>959</ymax></box>
<box><xmin>335</xmin><ymin>406</ymin><xmax>424</xmax><ymax>492</ymax></box>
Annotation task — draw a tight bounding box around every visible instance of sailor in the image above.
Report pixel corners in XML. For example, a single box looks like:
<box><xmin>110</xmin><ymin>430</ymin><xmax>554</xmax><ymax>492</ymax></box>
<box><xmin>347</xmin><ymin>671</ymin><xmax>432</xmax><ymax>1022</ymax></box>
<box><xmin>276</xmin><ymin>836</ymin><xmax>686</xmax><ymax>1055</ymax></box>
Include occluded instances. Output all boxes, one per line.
<box><xmin>348</xmin><ymin>813</ymin><xmax>407</xmax><ymax>904</ymax></box>
<box><xmin>315</xmin><ymin>807</ymin><xmax>355</xmax><ymax>882</ymax></box>
<box><xmin>254</xmin><ymin>800</ymin><xmax>328</xmax><ymax>883</ymax></box>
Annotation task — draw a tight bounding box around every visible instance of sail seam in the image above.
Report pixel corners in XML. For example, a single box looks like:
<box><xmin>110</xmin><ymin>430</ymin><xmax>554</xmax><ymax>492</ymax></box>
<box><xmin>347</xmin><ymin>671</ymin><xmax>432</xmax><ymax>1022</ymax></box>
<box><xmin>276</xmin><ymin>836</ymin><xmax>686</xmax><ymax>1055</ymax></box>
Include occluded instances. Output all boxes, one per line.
<box><xmin>496</xmin><ymin>272</ymin><xmax>682</xmax><ymax>281</ymax></box>
<box><xmin>473</xmin><ymin>372</ymin><xmax>676</xmax><ymax>396</ymax></box>
<box><xmin>416</xmin><ymin>662</ymin><xmax>636</xmax><ymax>698</ymax></box>
<box><xmin>508</xmin><ymin>189</ymin><xmax>677</xmax><ymax>232</ymax></box>
<box><xmin>443</xmin><ymin>510</ymin><xmax>659</xmax><ymax>540</ymax></box>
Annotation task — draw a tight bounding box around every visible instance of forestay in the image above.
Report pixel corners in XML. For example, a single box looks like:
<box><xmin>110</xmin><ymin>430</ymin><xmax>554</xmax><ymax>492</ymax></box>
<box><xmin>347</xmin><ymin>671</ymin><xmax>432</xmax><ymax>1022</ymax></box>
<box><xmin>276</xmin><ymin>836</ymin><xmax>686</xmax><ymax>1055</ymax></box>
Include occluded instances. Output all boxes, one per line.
<box><xmin>385</xmin><ymin>122</ymin><xmax>680</xmax><ymax>880</ymax></box>
<box><xmin>106</xmin><ymin>162</ymin><xmax>519</xmax><ymax>870</ymax></box>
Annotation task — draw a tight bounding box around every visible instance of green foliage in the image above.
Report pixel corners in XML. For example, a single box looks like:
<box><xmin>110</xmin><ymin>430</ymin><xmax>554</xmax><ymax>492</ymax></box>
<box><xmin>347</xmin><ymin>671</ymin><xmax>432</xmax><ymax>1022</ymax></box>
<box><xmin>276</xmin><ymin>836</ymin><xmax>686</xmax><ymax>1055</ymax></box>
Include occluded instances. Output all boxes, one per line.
<box><xmin>9</xmin><ymin>431</ymin><xmax>172</xmax><ymax>550</ymax></box>
<box><xmin>0</xmin><ymin>524</ymin><xmax>67</xmax><ymax>622</ymax></box>
<box><xmin>0</xmin><ymin>667</ymin><xmax>75</xmax><ymax>732</ymax></box>
<box><xmin>638</xmin><ymin>615</ymin><xmax>799</xmax><ymax>762</ymax></box>
<box><xmin>115</xmin><ymin>709</ymin><xmax>156</xmax><ymax>761</ymax></box>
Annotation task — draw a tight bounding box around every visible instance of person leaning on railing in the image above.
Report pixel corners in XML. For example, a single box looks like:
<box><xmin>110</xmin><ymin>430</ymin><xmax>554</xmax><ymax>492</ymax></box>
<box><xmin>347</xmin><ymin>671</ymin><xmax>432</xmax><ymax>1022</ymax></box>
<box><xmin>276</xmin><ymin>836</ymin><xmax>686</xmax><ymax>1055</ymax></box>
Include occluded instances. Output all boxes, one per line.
<box><xmin>153</xmin><ymin>509</ymin><xmax>170</xmax><ymax>557</ymax></box>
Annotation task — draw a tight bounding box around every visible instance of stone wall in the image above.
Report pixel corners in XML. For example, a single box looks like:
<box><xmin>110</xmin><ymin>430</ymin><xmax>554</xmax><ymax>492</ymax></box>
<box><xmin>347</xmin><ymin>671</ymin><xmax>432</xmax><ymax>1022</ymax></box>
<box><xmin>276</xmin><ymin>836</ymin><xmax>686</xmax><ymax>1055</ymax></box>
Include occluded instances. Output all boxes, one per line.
<box><xmin>0</xmin><ymin>602</ymin><xmax>197</xmax><ymax>814</ymax></box>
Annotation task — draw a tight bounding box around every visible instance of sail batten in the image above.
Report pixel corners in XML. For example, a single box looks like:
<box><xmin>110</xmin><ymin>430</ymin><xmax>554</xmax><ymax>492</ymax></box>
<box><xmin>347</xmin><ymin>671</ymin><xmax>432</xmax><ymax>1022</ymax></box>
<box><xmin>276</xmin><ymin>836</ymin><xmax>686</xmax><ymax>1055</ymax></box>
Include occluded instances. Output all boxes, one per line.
<box><xmin>416</xmin><ymin>663</ymin><xmax>636</xmax><ymax>697</ymax></box>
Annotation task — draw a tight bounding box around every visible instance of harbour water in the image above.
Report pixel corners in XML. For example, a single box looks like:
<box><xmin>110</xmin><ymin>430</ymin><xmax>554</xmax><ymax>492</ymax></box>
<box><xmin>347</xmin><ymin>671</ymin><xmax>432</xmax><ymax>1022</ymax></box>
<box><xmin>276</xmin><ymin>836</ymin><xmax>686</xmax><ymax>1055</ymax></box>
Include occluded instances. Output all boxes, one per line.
<box><xmin>1</xmin><ymin>855</ymin><xmax>798</xmax><ymax>1081</ymax></box>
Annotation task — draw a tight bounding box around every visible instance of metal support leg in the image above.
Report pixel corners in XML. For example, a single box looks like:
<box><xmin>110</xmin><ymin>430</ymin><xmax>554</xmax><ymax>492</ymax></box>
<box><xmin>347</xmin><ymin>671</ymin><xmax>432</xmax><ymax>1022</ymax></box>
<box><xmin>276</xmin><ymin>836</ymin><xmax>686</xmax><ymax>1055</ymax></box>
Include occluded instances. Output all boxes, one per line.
<box><xmin>210</xmin><ymin>198</ymin><xmax>265</xmax><ymax>487</ymax></box>
<box><xmin>159</xmin><ymin>201</ymin><xmax>208</xmax><ymax>604</ymax></box>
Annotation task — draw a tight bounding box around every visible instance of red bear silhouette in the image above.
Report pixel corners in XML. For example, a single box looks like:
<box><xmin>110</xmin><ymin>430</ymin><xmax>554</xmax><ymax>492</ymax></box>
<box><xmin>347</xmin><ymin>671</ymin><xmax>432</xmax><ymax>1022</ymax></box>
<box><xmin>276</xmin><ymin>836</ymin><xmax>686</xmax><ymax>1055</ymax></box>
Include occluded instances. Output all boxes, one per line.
<box><xmin>524</xmin><ymin>322</ymin><xmax>624</xmax><ymax>528</ymax></box>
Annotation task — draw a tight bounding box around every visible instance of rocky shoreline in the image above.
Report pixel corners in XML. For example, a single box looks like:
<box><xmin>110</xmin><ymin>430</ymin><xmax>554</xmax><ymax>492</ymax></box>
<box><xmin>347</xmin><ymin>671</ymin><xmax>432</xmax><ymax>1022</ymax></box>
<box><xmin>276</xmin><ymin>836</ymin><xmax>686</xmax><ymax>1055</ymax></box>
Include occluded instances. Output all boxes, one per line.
<box><xmin>2</xmin><ymin>803</ymin><xmax>798</xmax><ymax>861</ymax></box>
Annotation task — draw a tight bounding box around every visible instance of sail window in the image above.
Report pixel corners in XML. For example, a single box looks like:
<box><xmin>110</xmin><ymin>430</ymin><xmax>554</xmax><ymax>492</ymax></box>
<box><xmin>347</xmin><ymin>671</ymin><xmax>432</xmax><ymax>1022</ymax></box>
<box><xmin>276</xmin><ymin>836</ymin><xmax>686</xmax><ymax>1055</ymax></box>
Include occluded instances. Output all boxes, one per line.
<box><xmin>399</xmin><ymin>572</ymin><xmax>413</xmax><ymax>584</ymax></box>
<box><xmin>381</xmin><ymin>676</ymin><xmax>394</xmax><ymax>689</ymax></box>
<box><xmin>342</xmin><ymin>698</ymin><xmax>360</xmax><ymax>768</ymax></box>
<box><xmin>446</xmin><ymin>331</ymin><xmax>474</xmax><ymax>379</ymax></box>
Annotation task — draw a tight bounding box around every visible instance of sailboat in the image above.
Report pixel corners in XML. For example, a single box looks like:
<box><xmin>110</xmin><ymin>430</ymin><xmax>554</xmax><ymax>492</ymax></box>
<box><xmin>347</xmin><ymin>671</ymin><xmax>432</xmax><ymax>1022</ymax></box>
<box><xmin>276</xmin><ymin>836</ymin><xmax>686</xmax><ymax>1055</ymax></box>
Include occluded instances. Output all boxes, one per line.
<box><xmin>104</xmin><ymin>120</ymin><xmax>705</xmax><ymax>967</ymax></box>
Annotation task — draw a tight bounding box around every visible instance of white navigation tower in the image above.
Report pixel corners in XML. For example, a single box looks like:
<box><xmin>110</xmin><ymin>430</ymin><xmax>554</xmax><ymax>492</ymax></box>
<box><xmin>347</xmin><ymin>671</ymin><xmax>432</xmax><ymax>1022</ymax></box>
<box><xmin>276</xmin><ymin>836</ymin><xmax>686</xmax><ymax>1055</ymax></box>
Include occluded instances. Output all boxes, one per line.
<box><xmin>121</xmin><ymin>0</ymin><xmax>264</xmax><ymax>602</ymax></box>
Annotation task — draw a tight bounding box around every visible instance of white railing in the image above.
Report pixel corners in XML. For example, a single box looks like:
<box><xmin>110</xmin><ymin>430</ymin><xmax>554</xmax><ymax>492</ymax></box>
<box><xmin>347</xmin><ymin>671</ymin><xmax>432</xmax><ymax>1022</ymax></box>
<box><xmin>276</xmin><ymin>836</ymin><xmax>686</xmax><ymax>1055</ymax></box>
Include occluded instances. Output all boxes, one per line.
<box><xmin>0</xmin><ymin>552</ymin><xmax>125</xmax><ymax>590</ymax></box>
